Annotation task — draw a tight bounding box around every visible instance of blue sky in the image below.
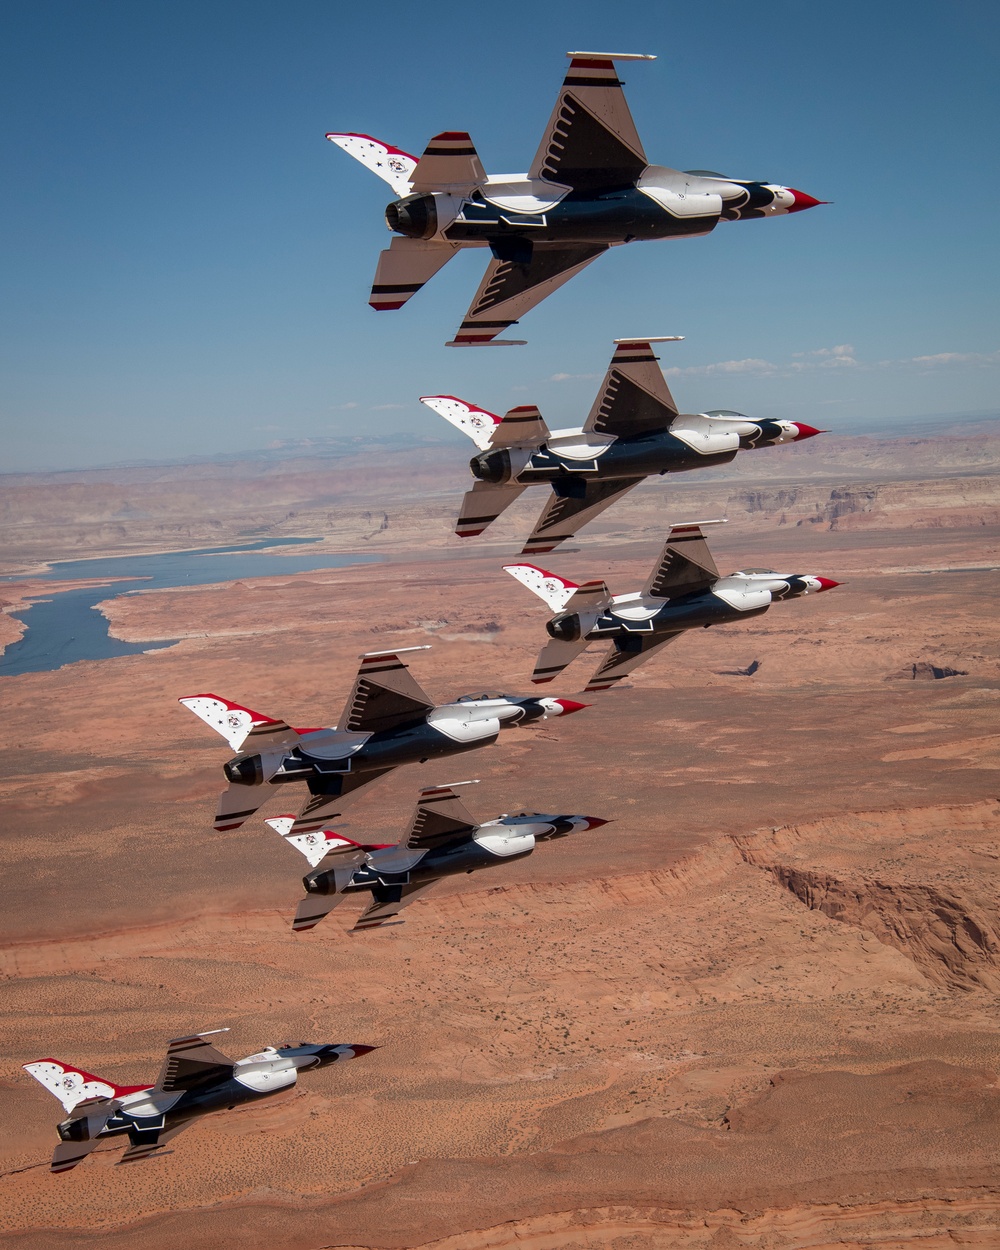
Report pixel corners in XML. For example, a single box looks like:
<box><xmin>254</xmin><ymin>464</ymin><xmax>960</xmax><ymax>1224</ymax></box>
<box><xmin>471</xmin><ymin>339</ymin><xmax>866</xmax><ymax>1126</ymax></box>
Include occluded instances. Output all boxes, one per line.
<box><xmin>2</xmin><ymin>0</ymin><xmax>998</xmax><ymax>471</ymax></box>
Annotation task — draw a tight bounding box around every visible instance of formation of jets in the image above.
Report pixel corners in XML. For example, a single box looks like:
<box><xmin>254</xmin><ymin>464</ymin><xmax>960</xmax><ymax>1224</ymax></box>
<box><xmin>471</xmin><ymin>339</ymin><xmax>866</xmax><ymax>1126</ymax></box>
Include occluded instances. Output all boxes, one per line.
<box><xmin>24</xmin><ymin>52</ymin><xmax>833</xmax><ymax>1173</ymax></box>
<box><xmin>329</xmin><ymin>52</ymin><xmax>821</xmax><ymax>345</ymax></box>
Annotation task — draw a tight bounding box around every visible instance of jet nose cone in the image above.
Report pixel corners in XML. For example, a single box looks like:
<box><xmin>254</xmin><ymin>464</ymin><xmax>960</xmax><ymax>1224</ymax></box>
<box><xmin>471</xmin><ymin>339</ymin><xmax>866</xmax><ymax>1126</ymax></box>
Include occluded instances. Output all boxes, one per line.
<box><xmin>347</xmin><ymin>1045</ymin><xmax>379</xmax><ymax>1058</ymax></box>
<box><xmin>791</xmin><ymin>422</ymin><xmax>825</xmax><ymax>440</ymax></box>
<box><xmin>583</xmin><ymin>816</ymin><xmax>612</xmax><ymax>830</ymax></box>
<box><xmin>553</xmin><ymin>699</ymin><xmax>589</xmax><ymax>716</ymax></box>
<box><xmin>786</xmin><ymin>189</ymin><xmax>825</xmax><ymax>213</ymax></box>
<box><xmin>814</xmin><ymin>577</ymin><xmax>840</xmax><ymax>592</ymax></box>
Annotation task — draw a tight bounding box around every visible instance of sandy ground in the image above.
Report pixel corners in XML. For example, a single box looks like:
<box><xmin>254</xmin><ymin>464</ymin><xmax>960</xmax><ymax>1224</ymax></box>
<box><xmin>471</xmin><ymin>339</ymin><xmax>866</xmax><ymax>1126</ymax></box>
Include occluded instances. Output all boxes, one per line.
<box><xmin>0</xmin><ymin>454</ymin><xmax>999</xmax><ymax>1247</ymax></box>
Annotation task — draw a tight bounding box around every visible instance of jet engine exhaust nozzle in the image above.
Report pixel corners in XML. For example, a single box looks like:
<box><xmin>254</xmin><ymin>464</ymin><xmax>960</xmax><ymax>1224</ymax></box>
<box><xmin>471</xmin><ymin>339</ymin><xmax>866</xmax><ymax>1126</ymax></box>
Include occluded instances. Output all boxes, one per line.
<box><xmin>470</xmin><ymin>448</ymin><xmax>512</xmax><ymax>484</ymax></box>
<box><xmin>385</xmin><ymin>193</ymin><xmax>438</xmax><ymax>240</ymax></box>
<box><xmin>304</xmin><ymin>869</ymin><xmax>338</xmax><ymax>896</ymax></box>
<box><xmin>546</xmin><ymin>613</ymin><xmax>582</xmax><ymax>642</ymax></box>
<box><xmin>224</xmin><ymin>755</ymin><xmax>264</xmax><ymax>786</ymax></box>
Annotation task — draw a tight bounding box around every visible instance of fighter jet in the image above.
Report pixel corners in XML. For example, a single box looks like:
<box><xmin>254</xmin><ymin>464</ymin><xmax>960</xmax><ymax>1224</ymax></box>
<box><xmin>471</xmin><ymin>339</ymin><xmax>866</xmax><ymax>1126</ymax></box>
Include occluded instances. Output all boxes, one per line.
<box><xmin>180</xmin><ymin>647</ymin><xmax>586</xmax><ymax>838</ymax></box>
<box><xmin>328</xmin><ymin>52</ymin><xmax>822</xmax><ymax>345</ymax></box>
<box><xmin>266</xmin><ymin>781</ymin><xmax>609</xmax><ymax>932</ymax></box>
<box><xmin>24</xmin><ymin>1029</ymin><xmax>375</xmax><ymax>1172</ymax></box>
<box><xmin>505</xmin><ymin>519</ymin><xmax>839</xmax><ymax>691</ymax></box>
<box><xmin>421</xmin><ymin>338</ymin><xmax>823</xmax><ymax>555</ymax></box>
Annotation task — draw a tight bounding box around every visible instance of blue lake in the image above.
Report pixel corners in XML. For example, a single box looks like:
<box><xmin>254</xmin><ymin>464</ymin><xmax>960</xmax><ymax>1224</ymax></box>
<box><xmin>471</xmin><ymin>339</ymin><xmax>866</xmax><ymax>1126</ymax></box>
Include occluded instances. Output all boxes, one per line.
<box><xmin>1</xmin><ymin>538</ymin><xmax>380</xmax><ymax>677</ymax></box>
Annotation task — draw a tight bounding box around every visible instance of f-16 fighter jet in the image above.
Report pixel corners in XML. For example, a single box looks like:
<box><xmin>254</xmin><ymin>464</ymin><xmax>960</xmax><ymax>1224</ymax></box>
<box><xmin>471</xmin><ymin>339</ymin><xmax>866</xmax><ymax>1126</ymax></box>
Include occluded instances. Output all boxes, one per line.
<box><xmin>422</xmin><ymin>338</ymin><xmax>822</xmax><ymax>555</ymax></box>
<box><xmin>24</xmin><ymin>1029</ymin><xmax>375</xmax><ymax>1172</ymax></box>
<box><xmin>266</xmin><ymin>781</ymin><xmax>609</xmax><ymax>932</ymax></box>
<box><xmin>328</xmin><ymin>52</ymin><xmax>822</xmax><ymax>346</ymax></box>
<box><xmin>180</xmin><ymin>647</ymin><xmax>586</xmax><ymax>838</ymax></box>
<box><xmin>505</xmin><ymin>519</ymin><xmax>839</xmax><ymax>692</ymax></box>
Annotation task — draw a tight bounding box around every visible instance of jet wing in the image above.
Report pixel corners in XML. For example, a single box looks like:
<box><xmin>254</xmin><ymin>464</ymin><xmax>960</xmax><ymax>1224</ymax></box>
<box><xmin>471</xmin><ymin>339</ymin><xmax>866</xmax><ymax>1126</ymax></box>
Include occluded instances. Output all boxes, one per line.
<box><xmin>585</xmin><ymin>632</ymin><xmax>684</xmax><ymax>692</ymax></box>
<box><xmin>156</xmin><ymin>1033</ymin><xmax>234</xmax><ymax>1093</ymax></box>
<box><xmin>455</xmin><ymin>481</ymin><xmax>527</xmax><ymax>539</ymax></box>
<box><xmin>289</xmin><ymin>768</ymin><xmax>395</xmax><ymax>836</ymax></box>
<box><xmin>642</xmin><ymin>522</ymin><xmax>724</xmax><ymax>599</ymax></box>
<box><xmin>405</xmin><ymin>784</ymin><xmax>479</xmax><ymax>850</ymax></box>
<box><xmin>521</xmin><ymin>477</ymin><xmax>643</xmax><ymax>555</ymax></box>
<box><xmin>352</xmin><ymin>881</ymin><xmax>441</xmax><ymax>931</ymax></box>
<box><xmin>529</xmin><ymin>53</ymin><xmax>652</xmax><ymax>190</ymax></box>
<box><xmin>448</xmin><ymin>245</ymin><xmax>607</xmax><ymax>346</ymax></box>
<box><xmin>582</xmin><ymin>339</ymin><xmax>680</xmax><ymax>439</ymax></box>
<box><xmin>212</xmin><ymin>779</ymin><xmax>282</xmax><ymax>832</ymax></box>
<box><xmin>338</xmin><ymin>649</ymin><xmax>435</xmax><ymax>735</ymax></box>
<box><xmin>370</xmin><ymin>236</ymin><xmax>459</xmax><ymax>311</ymax></box>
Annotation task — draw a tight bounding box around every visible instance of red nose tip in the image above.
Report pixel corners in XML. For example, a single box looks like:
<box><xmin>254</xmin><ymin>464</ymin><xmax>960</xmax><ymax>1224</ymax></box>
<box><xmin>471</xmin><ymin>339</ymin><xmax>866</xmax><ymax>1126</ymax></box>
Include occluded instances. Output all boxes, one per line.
<box><xmin>583</xmin><ymin>816</ymin><xmax>612</xmax><ymax>829</ymax></box>
<box><xmin>815</xmin><ymin>577</ymin><xmax>840</xmax><ymax>592</ymax></box>
<box><xmin>349</xmin><ymin>1045</ymin><xmax>379</xmax><ymax>1057</ymax></box>
<box><xmin>791</xmin><ymin>422</ymin><xmax>824</xmax><ymax>440</ymax></box>
<box><xmin>554</xmin><ymin>699</ymin><xmax>589</xmax><ymax>715</ymax></box>
<box><xmin>787</xmin><ymin>189</ymin><xmax>825</xmax><ymax>213</ymax></box>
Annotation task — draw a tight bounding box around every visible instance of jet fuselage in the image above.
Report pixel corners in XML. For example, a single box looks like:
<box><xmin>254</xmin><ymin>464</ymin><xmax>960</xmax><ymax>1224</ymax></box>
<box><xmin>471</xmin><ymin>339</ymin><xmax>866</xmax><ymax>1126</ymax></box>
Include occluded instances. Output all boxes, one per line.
<box><xmin>547</xmin><ymin>575</ymin><xmax>831</xmax><ymax>644</ymax></box>
<box><xmin>470</xmin><ymin>417</ymin><xmax>806</xmax><ymax>487</ymax></box>
<box><xmin>386</xmin><ymin>167</ymin><xmax>813</xmax><ymax>252</ymax></box>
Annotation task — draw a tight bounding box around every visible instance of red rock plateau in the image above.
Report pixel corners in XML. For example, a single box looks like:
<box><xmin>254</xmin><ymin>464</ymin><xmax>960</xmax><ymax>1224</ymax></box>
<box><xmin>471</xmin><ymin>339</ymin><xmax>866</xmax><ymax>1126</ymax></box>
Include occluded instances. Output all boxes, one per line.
<box><xmin>1</xmin><ymin>424</ymin><xmax>999</xmax><ymax>1248</ymax></box>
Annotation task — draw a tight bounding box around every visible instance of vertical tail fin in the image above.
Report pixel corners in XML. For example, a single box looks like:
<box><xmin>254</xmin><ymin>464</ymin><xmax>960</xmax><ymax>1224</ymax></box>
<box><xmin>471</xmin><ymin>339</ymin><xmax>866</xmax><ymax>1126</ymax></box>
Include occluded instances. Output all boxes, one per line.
<box><xmin>24</xmin><ymin>1059</ymin><xmax>150</xmax><ymax>1113</ymax></box>
<box><xmin>503</xmin><ymin>563</ymin><xmax>580</xmax><ymax>613</ymax></box>
<box><xmin>326</xmin><ymin>133</ymin><xmax>417</xmax><ymax>197</ymax></box>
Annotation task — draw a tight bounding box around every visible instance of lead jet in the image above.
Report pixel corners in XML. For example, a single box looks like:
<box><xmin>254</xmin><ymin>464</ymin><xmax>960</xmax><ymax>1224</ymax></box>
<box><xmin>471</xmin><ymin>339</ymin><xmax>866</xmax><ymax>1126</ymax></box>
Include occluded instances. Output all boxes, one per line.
<box><xmin>422</xmin><ymin>338</ymin><xmax>822</xmax><ymax>555</ymax></box>
<box><xmin>24</xmin><ymin>1029</ymin><xmax>375</xmax><ymax>1172</ymax></box>
<box><xmin>266</xmin><ymin>781</ymin><xmax>608</xmax><ymax>932</ymax></box>
<box><xmin>328</xmin><ymin>52</ymin><xmax>822</xmax><ymax>345</ymax></box>
<box><xmin>505</xmin><ymin>520</ymin><xmax>839</xmax><ymax>691</ymax></box>
<box><xmin>180</xmin><ymin>647</ymin><xmax>586</xmax><ymax>838</ymax></box>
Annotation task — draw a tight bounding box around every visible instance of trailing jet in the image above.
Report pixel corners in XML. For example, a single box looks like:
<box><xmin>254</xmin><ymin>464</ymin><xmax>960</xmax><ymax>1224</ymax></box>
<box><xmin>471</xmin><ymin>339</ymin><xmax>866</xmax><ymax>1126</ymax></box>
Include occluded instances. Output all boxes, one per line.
<box><xmin>267</xmin><ymin>781</ymin><xmax>609</xmax><ymax>932</ymax></box>
<box><xmin>422</xmin><ymin>338</ymin><xmax>823</xmax><ymax>555</ymax></box>
<box><xmin>328</xmin><ymin>52</ymin><xmax>822</xmax><ymax>345</ymax></box>
<box><xmin>180</xmin><ymin>647</ymin><xmax>586</xmax><ymax>837</ymax></box>
<box><xmin>505</xmin><ymin>520</ymin><xmax>839</xmax><ymax>691</ymax></box>
<box><xmin>24</xmin><ymin>1029</ymin><xmax>375</xmax><ymax>1172</ymax></box>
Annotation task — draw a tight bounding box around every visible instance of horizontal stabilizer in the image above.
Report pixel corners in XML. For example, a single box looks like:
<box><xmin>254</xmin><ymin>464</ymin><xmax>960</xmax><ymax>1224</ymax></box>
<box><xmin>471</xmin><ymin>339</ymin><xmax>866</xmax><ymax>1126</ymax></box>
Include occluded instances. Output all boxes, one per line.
<box><xmin>565</xmin><ymin>579</ymin><xmax>613</xmax><ymax>613</ymax></box>
<box><xmin>213</xmin><ymin>779</ymin><xmax>281</xmax><ymax>833</ymax></box>
<box><xmin>179</xmin><ymin>694</ymin><xmax>299</xmax><ymax>753</ymax></box>
<box><xmin>492</xmin><ymin>405</ymin><xmax>549</xmax><ymax>449</ymax></box>
<box><xmin>409</xmin><ymin>131</ymin><xmax>486</xmax><ymax>193</ymax></box>
<box><xmin>456</xmin><ymin>481</ymin><xmax>527</xmax><ymax>539</ymax></box>
<box><xmin>51</xmin><ymin>1136</ymin><xmax>105</xmax><ymax>1174</ymax></box>
<box><xmin>370</xmin><ymin>237</ymin><xmax>458</xmax><ymax>311</ymax></box>
<box><xmin>294</xmin><ymin>893</ymin><xmax>346</xmax><ymax>932</ymax></box>
<box><xmin>503</xmin><ymin>563</ymin><xmax>579</xmax><ymax>613</ymax></box>
<box><xmin>326</xmin><ymin>133</ymin><xmax>417</xmax><ymax>198</ymax></box>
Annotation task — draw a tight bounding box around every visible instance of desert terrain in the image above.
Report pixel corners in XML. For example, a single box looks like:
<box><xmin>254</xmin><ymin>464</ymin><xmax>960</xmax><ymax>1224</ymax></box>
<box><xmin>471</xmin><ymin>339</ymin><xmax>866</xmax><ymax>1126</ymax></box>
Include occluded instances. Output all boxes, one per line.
<box><xmin>1</xmin><ymin>423</ymin><xmax>999</xmax><ymax>1248</ymax></box>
